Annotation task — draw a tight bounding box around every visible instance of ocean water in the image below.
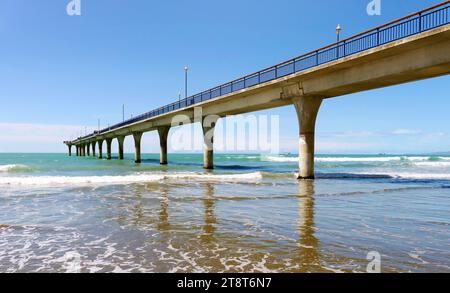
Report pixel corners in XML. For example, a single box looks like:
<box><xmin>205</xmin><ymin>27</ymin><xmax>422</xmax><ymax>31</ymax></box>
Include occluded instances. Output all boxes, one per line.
<box><xmin>0</xmin><ymin>153</ymin><xmax>449</xmax><ymax>273</ymax></box>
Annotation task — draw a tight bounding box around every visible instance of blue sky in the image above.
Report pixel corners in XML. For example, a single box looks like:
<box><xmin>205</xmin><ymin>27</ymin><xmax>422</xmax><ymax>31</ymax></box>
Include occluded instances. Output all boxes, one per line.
<box><xmin>0</xmin><ymin>0</ymin><xmax>449</xmax><ymax>153</ymax></box>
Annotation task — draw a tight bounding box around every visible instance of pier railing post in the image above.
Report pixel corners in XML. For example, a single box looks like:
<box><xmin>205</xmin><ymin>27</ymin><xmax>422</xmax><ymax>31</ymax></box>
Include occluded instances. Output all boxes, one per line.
<box><xmin>157</xmin><ymin>127</ymin><xmax>170</xmax><ymax>165</ymax></box>
<box><xmin>133</xmin><ymin>132</ymin><xmax>143</xmax><ymax>164</ymax></box>
<box><xmin>293</xmin><ymin>96</ymin><xmax>323</xmax><ymax>180</ymax></box>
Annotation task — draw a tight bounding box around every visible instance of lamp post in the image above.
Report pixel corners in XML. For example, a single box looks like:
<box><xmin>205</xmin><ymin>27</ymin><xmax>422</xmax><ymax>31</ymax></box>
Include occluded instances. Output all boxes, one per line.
<box><xmin>336</xmin><ymin>24</ymin><xmax>342</xmax><ymax>58</ymax></box>
<box><xmin>184</xmin><ymin>66</ymin><xmax>189</xmax><ymax>99</ymax></box>
<box><xmin>336</xmin><ymin>24</ymin><xmax>342</xmax><ymax>43</ymax></box>
<box><xmin>122</xmin><ymin>104</ymin><xmax>125</xmax><ymax>122</ymax></box>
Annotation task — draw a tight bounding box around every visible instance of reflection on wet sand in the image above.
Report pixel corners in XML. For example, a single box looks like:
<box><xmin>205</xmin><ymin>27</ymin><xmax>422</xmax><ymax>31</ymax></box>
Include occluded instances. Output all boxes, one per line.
<box><xmin>110</xmin><ymin>181</ymin><xmax>325</xmax><ymax>272</ymax></box>
<box><xmin>296</xmin><ymin>180</ymin><xmax>321</xmax><ymax>272</ymax></box>
<box><xmin>201</xmin><ymin>183</ymin><xmax>217</xmax><ymax>244</ymax></box>
<box><xmin>157</xmin><ymin>185</ymin><xmax>170</xmax><ymax>231</ymax></box>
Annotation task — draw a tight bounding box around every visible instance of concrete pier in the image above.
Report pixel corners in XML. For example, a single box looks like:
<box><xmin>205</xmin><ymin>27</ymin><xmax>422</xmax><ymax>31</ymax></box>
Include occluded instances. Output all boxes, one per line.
<box><xmin>133</xmin><ymin>132</ymin><xmax>143</xmax><ymax>164</ymax></box>
<box><xmin>68</xmin><ymin>145</ymin><xmax>72</xmax><ymax>156</ymax></box>
<box><xmin>106</xmin><ymin>138</ymin><xmax>112</xmax><ymax>160</ymax></box>
<box><xmin>158</xmin><ymin>127</ymin><xmax>170</xmax><ymax>165</ymax></box>
<box><xmin>98</xmin><ymin>140</ymin><xmax>103</xmax><ymax>159</ymax></box>
<box><xmin>293</xmin><ymin>97</ymin><xmax>323</xmax><ymax>180</ymax></box>
<box><xmin>86</xmin><ymin>143</ymin><xmax>90</xmax><ymax>156</ymax></box>
<box><xmin>76</xmin><ymin>145</ymin><xmax>79</xmax><ymax>156</ymax></box>
<box><xmin>117</xmin><ymin>136</ymin><xmax>125</xmax><ymax>160</ymax></box>
<box><xmin>64</xmin><ymin>14</ymin><xmax>450</xmax><ymax>179</ymax></box>
<box><xmin>91</xmin><ymin>141</ymin><xmax>96</xmax><ymax>157</ymax></box>
<box><xmin>202</xmin><ymin>116</ymin><xmax>219</xmax><ymax>170</ymax></box>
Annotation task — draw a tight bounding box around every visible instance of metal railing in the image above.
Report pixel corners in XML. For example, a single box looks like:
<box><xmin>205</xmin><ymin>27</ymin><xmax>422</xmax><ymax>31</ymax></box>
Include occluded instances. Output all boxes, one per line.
<box><xmin>76</xmin><ymin>1</ymin><xmax>450</xmax><ymax>142</ymax></box>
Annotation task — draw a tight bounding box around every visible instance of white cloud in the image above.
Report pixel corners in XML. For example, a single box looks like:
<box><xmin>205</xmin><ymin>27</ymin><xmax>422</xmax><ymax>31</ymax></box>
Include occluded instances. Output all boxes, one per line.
<box><xmin>390</xmin><ymin>128</ymin><xmax>422</xmax><ymax>135</ymax></box>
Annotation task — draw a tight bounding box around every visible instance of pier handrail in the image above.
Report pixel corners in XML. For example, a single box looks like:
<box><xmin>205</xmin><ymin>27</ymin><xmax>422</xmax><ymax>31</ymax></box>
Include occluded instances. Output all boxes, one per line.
<box><xmin>75</xmin><ymin>1</ymin><xmax>450</xmax><ymax>142</ymax></box>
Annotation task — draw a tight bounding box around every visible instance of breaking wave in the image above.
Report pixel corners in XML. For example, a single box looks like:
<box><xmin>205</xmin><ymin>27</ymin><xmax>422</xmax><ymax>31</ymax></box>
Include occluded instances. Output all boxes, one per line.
<box><xmin>262</xmin><ymin>156</ymin><xmax>440</xmax><ymax>163</ymax></box>
<box><xmin>0</xmin><ymin>172</ymin><xmax>263</xmax><ymax>186</ymax></box>
<box><xmin>0</xmin><ymin>164</ymin><xmax>33</xmax><ymax>173</ymax></box>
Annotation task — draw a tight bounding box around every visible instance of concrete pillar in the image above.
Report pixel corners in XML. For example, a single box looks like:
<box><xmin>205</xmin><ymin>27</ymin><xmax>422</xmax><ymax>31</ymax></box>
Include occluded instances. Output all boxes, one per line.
<box><xmin>293</xmin><ymin>96</ymin><xmax>323</xmax><ymax>180</ymax></box>
<box><xmin>133</xmin><ymin>132</ymin><xmax>143</xmax><ymax>164</ymax></box>
<box><xmin>86</xmin><ymin>142</ymin><xmax>91</xmax><ymax>156</ymax></box>
<box><xmin>68</xmin><ymin>145</ymin><xmax>72</xmax><ymax>156</ymax></box>
<box><xmin>106</xmin><ymin>138</ymin><xmax>112</xmax><ymax>160</ymax></box>
<box><xmin>81</xmin><ymin>144</ymin><xmax>85</xmax><ymax>156</ymax></box>
<box><xmin>76</xmin><ymin>145</ymin><xmax>79</xmax><ymax>156</ymax></box>
<box><xmin>157</xmin><ymin>127</ymin><xmax>170</xmax><ymax>165</ymax></box>
<box><xmin>98</xmin><ymin>140</ymin><xmax>103</xmax><ymax>159</ymax></box>
<box><xmin>92</xmin><ymin>141</ymin><xmax>96</xmax><ymax>157</ymax></box>
<box><xmin>202</xmin><ymin>116</ymin><xmax>220</xmax><ymax>169</ymax></box>
<box><xmin>117</xmin><ymin>136</ymin><xmax>125</xmax><ymax>160</ymax></box>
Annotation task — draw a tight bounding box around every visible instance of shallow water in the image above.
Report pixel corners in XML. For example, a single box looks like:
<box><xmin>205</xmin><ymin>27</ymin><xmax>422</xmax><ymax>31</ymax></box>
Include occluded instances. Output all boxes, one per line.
<box><xmin>0</xmin><ymin>153</ymin><xmax>449</xmax><ymax>272</ymax></box>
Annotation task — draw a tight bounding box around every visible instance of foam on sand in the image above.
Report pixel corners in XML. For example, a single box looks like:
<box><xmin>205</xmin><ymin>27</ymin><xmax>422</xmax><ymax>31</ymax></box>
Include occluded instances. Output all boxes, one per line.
<box><xmin>0</xmin><ymin>172</ymin><xmax>263</xmax><ymax>186</ymax></box>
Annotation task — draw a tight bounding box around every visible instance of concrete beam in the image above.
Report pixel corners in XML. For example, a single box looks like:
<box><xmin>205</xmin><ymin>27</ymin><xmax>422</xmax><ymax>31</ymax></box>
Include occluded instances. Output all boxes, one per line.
<box><xmin>98</xmin><ymin>140</ymin><xmax>103</xmax><ymax>159</ymax></box>
<box><xmin>106</xmin><ymin>138</ymin><xmax>112</xmax><ymax>160</ymax></box>
<box><xmin>117</xmin><ymin>136</ymin><xmax>125</xmax><ymax>160</ymax></box>
<box><xmin>133</xmin><ymin>132</ymin><xmax>143</xmax><ymax>164</ymax></box>
<box><xmin>293</xmin><ymin>96</ymin><xmax>323</xmax><ymax>179</ymax></box>
<box><xmin>158</xmin><ymin>127</ymin><xmax>170</xmax><ymax>165</ymax></box>
<box><xmin>91</xmin><ymin>141</ymin><xmax>96</xmax><ymax>157</ymax></box>
<box><xmin>202</xmin><ymin>115</ymin><xmax>220</xmax><ymax>169</ymax></box>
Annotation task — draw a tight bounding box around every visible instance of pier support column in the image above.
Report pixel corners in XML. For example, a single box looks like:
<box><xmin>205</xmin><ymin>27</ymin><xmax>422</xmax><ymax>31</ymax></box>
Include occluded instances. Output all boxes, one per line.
<box><xmin>157</xmin><ymin>127</ymin><xmax>170</xmax><ymax>165</ymax></box>
<box><xmin>81</xmin><ymin>144</ymin><xmax>85</xmax><ymax>156</ymax></box>
<box><xmin>76</xmin><ymin>145</ymin><xmax>79</xmax><ymax>156</ymax></box>
<box><xmin>293</xmin><ymin>96</ymin><xmax>323</xmax><ymax>180</ymax></box>
<box><xmin>106</xmin><ymin>138</ymin><xmax>112</xmax><ymax>160</ymax></box>
<box><xmin>117</xmin><ymin>136</ymin><xmax>125</xmax><ymax>160</ymax></box>
<box><xmin>202</xmin><ymin>116</ymin><xmax>220</xmax><ymax>170</ymax></box>
<box><xmin>133</xmin><ymin>132</ymin><xmax>143</xmax><ymax>164</ymax></box>
<box><xmin>68</xmin><ymin>145</ymin><xmax>72</xmax><ymax>156</ymax></box>
<box><xmin>86</xmin><ymin>142</ymin><xmax>91</xmax><ymax>156</ymax></box>
<box><xmin>98</xmin><ymin>140</ymin><xmax>103</xmax><ymax>159</ymax></box>
<box><xmin>91</xmin><ymin>141</ymin><xmax>96</xmax><ymax>157</ymax></box>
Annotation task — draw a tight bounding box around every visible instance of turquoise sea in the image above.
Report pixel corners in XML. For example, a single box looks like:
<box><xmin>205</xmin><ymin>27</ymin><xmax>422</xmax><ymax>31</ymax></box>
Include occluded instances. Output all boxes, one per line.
<box><xmin>0</xmin><ymin>153</ymin><xmax>449</xmax><ymax>272</ymax></box>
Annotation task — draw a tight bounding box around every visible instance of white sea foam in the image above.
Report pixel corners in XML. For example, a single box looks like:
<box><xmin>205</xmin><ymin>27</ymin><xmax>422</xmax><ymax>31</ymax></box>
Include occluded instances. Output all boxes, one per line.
<box><xmin>357</xmin><ymin>172</ymin><xmax>450</xmax><ymax>180</ymax></box>
<box><xmin>263</xmin><ymin>156</ymin><xmax>438</xmax><ymax>163</ymax></box>
<box><xmin>316</xmin><ymin>157</ymin><xmax>403</xmax><ymax>162</ymax></box>
<box><xmin>262</xmin><ymin>156</ymin><xmax>298</xmax><ymax>162</ymax></box>
<box><xmin>414</xmin><ymin>161</ymin><xmax>450</xmax><ymax>168</ymax></box>
<box><xmin>263</xmin><ymin>156</ymin><xmax>406</xmax><ymax>163</ymax></box>
<box><xmin>0</xmin><ymin>164</ymin><xmax>28</xmax><ymax>172</ymax></box>
<box><xmin>0</xmin><ymin>172</ymin><xmax>263</xmax><ymax>186</ymax></box>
